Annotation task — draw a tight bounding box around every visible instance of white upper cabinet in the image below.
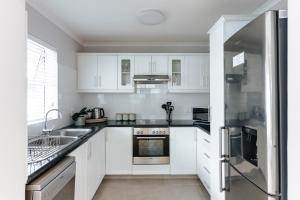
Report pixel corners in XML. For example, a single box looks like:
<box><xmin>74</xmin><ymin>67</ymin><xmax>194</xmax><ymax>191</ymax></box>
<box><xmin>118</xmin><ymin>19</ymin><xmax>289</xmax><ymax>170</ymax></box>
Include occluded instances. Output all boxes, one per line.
<box><xmin>98</xmin><ymin>56</ymin><xmax>118</xmax><ymax>90</ymax></box>
<box><xmin>169</xmin><ymin>56</ymin><xmax>185</xmax><ymax>90</ymax></box>
<box><xmin>185</xmin><ymin>55</ymin><xmax>210</xmax><ymax>92</ymax></box>
<box><xmin>134</xmin><ymin>56</ymin><xmax>152</xmax><ymax>75</ymax></box>
<box><xmin>168</xmin><ymin>54</ymin><xmax>209</xmax><ymax>93</ymax></box>
<box><xmin>134</xmin><ymin>55</ymin><xmax>168</xmax><ymax>75</ymax></box>
<box><xmin>77</xmin><ymin>54</ymin><xmax>118</xmax><ymax>92</ymax></box>
<box><xmin>78</xmin><ymin>55</ymin><xmax>98</xmax><ymax>90</ymax></box>
<box><xmin>151</xmin><ymin>56</ymin><xmax>168</xmax><ymax>75</ymax></box>
<box><xmin>118</xmin><ymin>56</ymin><xmax>135</xmax><ymax>90</ymax></box>
<box><xmin>77</xmin><ymin>53</ymin><xmax>209</xmax><ymax>93</ymax></box>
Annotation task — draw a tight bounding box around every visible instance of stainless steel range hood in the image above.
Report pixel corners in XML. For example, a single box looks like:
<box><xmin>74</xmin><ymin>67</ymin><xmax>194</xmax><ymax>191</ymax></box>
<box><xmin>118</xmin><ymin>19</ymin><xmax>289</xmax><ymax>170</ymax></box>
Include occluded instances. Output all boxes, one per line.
<box><xmin>133</xmin><ymin>75</ymin><xmax>170</xmax><ymax>84</ymax></box>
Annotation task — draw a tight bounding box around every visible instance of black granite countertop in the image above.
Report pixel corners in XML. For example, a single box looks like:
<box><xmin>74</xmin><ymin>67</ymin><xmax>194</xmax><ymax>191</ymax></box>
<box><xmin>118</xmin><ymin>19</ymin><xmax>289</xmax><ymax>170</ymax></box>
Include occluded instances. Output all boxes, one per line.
<box><xmin>27</xmin><ymin>120</ymin><xmax>209</xmax><ymax>183</ymax></box>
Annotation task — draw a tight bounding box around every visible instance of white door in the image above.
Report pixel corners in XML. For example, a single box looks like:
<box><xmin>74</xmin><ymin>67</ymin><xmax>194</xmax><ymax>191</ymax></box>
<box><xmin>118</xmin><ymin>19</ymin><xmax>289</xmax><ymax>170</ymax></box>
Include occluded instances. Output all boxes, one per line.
<box><xmin>196</xmin><ymin>129</ymin><xmax>202</xmax><ymax>179</ymax></box>
<box><xmin>185</xmin><ymin>55</ymin><xmax>210</xmax><ymax>91</ymax></box>
<box><xmin>86</xmin><ymin>131</ymin><xmax>105</xmax><ymax>200</ymax></box>
<box><xmin>106</xmin><ymin>127</ymin><xmax>132</xmax><ymax>174</ymax></box>
<box><xmin>78</xmin><ymin>55</ymin><xmax>98</xmax><ymax>90</ymax></box>
<box><xmin>185</xmin><ymin>56</ymin><xmax>202</xmax><ymax>90</ymax></box>
<box><xmin>118</xmin><ymin>56</ymin><xmax>134</xmax><ymax>90</ymax></box>
<box><xmin>134</xmin><ymin>56</ymin><xmax>152</xmax><ymax>75</ymax></box>
<box><xmin>151</xmin><ymin>56</ymin><xmax>168</xmax><ymax>75</ymax></box>
<box><xmin>170</xmin><ymin>127</ymin><xmax>197</xmax><ymax>174</ymax></box>
<box><xmin>98</xmin><ymin>56</ymin><xmax>118</xmax><ymax>90</ymax></box>
<box><xmin>69</xmin><ymin>142</ymin><xmax>88</xmax><ymax>200</ymax></box>
<box><xmin>169</xmin><ymin>56</ymin><xmax>185</xmax><ymax>89</ymax></box>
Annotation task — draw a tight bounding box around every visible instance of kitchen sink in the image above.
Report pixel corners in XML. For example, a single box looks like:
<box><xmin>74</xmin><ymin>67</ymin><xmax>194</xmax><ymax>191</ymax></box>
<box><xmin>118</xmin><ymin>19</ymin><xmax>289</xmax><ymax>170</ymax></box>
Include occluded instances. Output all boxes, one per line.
<box><xmin>51</xmin><ymin>128</ymin><xmax>92</xmax><ymax>137</ymax></box>
<box><xmin>28</xmin><ymin>136</ymin><xmax>78</xmax><ymax>147</ymax></box>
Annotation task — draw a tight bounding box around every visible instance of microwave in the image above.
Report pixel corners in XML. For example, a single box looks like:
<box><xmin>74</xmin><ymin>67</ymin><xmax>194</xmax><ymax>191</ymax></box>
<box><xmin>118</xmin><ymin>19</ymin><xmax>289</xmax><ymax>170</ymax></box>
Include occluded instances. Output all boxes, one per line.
<box><xmin>193</xmin><ymin>107</ymin><xmax>210</xmax><ymax>123</ymax></box>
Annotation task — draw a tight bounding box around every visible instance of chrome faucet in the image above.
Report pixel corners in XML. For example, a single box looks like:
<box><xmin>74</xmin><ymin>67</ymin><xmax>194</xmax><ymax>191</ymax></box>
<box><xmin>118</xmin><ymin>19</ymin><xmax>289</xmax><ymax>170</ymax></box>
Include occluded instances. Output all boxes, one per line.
<box><xmin>42</xmin><ymin>109</ymin><xmax>62</xmax><ymax>135</ymax></box>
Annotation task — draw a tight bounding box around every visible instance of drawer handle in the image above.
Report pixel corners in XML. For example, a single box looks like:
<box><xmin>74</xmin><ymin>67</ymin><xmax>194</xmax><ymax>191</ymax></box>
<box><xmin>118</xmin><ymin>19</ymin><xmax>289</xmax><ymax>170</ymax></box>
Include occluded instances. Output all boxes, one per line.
<box><xmin>204</xmin><ymin>153</ymin><xmax>210</xmax><ymax>159</ymax></box>
<box><xmin>203</xmin><ymin>138</ymin><xmax>210</xmax><ymax>144</ymax></box>
<box><xmin>203</xmin><ymin>166</ymin><xmax>211</xmax><ymax>174</ymax></box>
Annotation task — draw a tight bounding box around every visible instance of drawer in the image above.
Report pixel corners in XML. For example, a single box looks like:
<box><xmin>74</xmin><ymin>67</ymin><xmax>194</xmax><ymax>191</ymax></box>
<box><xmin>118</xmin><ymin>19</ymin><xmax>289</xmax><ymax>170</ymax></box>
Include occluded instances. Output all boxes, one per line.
<box><xmin>201</xmin><ymin>152</ymin><xmax>211</xmax><ymax>169</ymax></box>
<box><xmin>199</xmin><ymin>165</ymin><xmax>211</xmax><ymax>193</ymax></box>
<box><xmin>200</xmin><ymin>137</ymin><xmax>211</xmax><ymax>150</ymax></box>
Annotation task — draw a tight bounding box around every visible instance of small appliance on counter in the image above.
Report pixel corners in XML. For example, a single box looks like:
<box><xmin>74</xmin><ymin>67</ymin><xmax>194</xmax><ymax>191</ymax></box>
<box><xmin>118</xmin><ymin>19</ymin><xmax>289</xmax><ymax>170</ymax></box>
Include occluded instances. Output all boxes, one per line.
<box><xmin>193</xmin><ymin>107</ymin><xmax>210</xmax><ymax>124</ymax></box>
<box><xmin>161</xmin><ymin>102</ymin><xmax>174</xmax><ymax>122</ymax></box>
<box><xmin>72</xmin><ymin>107</ymin><xmax>88</xmax><ymax>126</ymax></box>
<box><xmin>86</xmin><ymin>107</ymin><xmax>107</xmax><ymax>123</ymax></box>
<box><xmin>72</xmin><ymin>107</ymin><xmax>107</xmax><ymax>124</ymax></box>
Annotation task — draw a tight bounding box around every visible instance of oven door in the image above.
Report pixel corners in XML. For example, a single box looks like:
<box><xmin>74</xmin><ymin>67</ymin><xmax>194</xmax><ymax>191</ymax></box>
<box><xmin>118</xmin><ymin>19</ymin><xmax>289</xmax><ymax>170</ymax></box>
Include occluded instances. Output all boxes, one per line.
<box><xmin>133</xmin><ymin>135</ymin><xmax>169</xmax><ymax>165</ymax></box>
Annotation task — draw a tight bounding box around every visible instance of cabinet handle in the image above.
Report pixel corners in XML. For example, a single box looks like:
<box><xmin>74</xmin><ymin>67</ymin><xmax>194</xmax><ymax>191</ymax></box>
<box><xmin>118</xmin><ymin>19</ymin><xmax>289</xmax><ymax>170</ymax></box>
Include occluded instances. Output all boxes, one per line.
<box><xmin>203</xmin><ymin>166</ymin><xmax>211</xmax><ymax>175</ymax></box>
<box><xmin>204</xmin><ymin>152</ymin><xmax>210</xmax><ymax>159</ymax></box>
<box><xmin>149</xmin><ymin>62</ymin><xmax>152</xmax><ymax>74</ymax></box>
<box><xmin>94</xmin><ymin>76</ymin><xmax>98</xmax><ymax>88</ymax></box>
<box><xmin>203</xmin><ymin>138</ymin><xmax>210</xmax><ymax>144</ymax></box>
<box><xmin>98</xmin><ymin>76</ymin><xmax>101</xmax><ymax>88</ymax></box>
<box><xmin>88</xmin><ymin>142</ymin><xmax>92</xmax><ymax>160</ymax></box>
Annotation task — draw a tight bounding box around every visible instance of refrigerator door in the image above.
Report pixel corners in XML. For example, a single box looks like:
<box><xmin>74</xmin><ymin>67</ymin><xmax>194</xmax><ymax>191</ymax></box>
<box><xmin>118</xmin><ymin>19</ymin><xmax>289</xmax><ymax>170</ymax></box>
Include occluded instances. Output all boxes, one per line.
<box><xmin>225</xmin><ymin>165</ymin><xmax>279</xmax><ymax>200</ymax></box>
<box><xmin>223</xmin><ymin>11</ymin><xmax>280</xmax><ymax>196</ymax></box>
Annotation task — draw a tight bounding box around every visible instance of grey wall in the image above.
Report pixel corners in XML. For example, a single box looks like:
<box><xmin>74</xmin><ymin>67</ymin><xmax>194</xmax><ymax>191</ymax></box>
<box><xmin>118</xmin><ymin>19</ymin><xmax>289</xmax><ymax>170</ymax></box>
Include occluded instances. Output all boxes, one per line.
<box><xmin>82</xmin><ymin>45</ymin><xmax>209</xmax><ymax>53</ymax></box>
<box><xmin>26</xmin><ymin>4</ymin><xmax>84</xmax><ymax>137</ymax></box>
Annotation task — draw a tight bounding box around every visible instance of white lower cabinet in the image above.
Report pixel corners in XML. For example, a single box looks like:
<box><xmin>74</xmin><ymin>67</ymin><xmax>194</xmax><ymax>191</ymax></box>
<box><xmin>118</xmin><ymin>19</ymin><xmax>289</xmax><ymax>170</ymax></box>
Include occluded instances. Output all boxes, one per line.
<box><xmin>196</xmin><ymin>128</ymin><xmax>211</xmax><ymax>194</ymax></box>
<box><xmin>170</xmin><ymin>127</ymin><xmax>197</xmax><ymax>174</ymax></box>
<box><xmin>105</xmin><ymin>127</ymin><xmax>133</xmax><ymax>174</ymax></box>
<box><xmin>69</xmin><ymin>129</ymin><xmax>106</xmax><ymax>200</ymax></box>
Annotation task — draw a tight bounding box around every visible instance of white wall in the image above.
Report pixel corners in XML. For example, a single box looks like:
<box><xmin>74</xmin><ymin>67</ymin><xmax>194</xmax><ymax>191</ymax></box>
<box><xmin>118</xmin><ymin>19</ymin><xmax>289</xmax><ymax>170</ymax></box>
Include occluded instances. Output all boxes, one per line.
<box><xmin>26</xmin><ymin>5</ymin><xmax>83</xmax><ymax>137</ymax></box>
<box><xmin>288</xmin><ymin>1</ymin><xmax>300</xmax><ymax>199</ymax></box>
<box><xmin>81</xmin><ymin>93</ymin><xmax>209</xmax><ymax>120</ymax></box>
<box><xmin>0</xmin><ymin>0</ymin><xmax>27</xmax><ymax>199</ymax></box>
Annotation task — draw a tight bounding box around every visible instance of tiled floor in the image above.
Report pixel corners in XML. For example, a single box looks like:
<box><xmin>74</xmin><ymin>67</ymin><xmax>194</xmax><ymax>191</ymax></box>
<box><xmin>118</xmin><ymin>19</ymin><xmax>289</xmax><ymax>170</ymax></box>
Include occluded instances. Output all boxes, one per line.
<box><xmin>92</xmin><ymin>176</ymin><xmax>210</xmax><ymax>200</ymax></box>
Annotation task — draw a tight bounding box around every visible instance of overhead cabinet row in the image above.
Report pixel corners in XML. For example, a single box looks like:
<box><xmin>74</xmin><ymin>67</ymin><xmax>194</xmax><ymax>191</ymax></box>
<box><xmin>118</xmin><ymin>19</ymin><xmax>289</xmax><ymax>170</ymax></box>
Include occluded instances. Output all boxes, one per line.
<box><xmin>77</xmin><ymin>54</ymin><xmax>210</xmax><ymax>93</ymax></box>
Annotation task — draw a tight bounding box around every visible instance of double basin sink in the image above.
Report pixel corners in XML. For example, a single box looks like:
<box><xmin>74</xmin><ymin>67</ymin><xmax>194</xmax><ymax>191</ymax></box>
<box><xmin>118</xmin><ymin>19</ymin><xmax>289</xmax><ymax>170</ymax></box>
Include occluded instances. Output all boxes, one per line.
<box><xmin>28</xmin><ymin>128</ymin><xmax>92</xmax><ymax>163</ymax></box>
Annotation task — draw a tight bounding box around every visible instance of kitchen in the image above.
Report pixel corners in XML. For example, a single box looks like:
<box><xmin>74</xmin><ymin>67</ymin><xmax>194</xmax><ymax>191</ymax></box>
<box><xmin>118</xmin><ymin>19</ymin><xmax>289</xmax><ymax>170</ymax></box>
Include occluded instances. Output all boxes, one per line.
<box><xmin>1</xmin><ymin>0</ymin><xmax>298</xmax><ymax>200</ymax></box>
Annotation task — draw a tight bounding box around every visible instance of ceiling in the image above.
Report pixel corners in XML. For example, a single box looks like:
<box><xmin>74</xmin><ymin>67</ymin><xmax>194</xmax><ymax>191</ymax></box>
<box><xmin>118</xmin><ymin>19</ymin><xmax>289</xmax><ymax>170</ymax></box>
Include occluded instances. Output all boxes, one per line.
<box><xmin>27</xmin><ymin>0</ymin><xmax>268</xmax><ymax>44</ymax></box>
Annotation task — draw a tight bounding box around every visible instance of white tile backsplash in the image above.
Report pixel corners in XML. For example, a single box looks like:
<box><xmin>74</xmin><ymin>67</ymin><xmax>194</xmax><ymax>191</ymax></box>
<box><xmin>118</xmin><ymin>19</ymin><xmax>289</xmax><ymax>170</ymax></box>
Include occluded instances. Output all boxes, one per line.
<box><xmin>81</xmin><ymin>93</ymin><xmax>209</xmax><ymax>120</ymax></box>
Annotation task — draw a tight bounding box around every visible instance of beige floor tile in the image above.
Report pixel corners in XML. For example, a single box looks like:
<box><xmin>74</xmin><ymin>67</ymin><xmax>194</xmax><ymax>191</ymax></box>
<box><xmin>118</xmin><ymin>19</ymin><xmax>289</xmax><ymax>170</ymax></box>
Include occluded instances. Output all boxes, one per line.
<box><xmin>92</xmin><ymin>176</ymin><xmax>210</xmax><ymax>200</ymax></box>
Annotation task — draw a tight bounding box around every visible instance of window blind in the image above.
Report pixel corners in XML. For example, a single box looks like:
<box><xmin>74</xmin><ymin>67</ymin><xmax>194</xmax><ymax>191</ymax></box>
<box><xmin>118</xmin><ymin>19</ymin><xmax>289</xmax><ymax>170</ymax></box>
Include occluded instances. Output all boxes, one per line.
<box><xmin>27</xmin><ymin>39</ymin><xmax>58</xmax><ymax>123</ymax></box>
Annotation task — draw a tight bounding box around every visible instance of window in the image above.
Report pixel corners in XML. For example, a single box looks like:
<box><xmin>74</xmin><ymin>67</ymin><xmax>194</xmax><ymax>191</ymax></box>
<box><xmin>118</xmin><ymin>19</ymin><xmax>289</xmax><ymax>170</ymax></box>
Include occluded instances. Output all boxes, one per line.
<box><xmin>27</xmin><ymin>38</ymin><xmax>58</xmax><ymax>124</ymax></box>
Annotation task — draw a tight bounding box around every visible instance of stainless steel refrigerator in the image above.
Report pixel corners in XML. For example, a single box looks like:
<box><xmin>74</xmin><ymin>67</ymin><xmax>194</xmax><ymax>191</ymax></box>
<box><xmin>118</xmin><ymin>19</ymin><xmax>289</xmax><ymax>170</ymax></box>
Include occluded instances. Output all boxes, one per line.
<box><xmin>220</xmin><ymin>10</ymin><xmax>287</xmax><ymax>200</ymax></box>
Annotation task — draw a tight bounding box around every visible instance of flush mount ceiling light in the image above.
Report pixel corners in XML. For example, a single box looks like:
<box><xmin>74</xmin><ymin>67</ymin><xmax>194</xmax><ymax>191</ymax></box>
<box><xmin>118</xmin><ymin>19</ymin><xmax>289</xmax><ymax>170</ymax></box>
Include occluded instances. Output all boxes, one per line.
<box><xmin>138</xmin><ymin>9</ymin><xmax>166</xmax><ymax>25</ymax></box>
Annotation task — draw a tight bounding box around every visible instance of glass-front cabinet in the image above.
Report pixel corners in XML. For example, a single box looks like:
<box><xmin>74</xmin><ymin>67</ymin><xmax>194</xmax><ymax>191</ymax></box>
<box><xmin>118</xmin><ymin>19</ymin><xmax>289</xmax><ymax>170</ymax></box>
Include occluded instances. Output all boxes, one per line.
<box><xmin>118</xmin><ymin>56</ymin><xmax>134</xmax><ymax>90</ymax></box>
<box><xmin>169</xmin><ymin>56</ymin><xmax>185</xmax><ymax>89</ymax></box>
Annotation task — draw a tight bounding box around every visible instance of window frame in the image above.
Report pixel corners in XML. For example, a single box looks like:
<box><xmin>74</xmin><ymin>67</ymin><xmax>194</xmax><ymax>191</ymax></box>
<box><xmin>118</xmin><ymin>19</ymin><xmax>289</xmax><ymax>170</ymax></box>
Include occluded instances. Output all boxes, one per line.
<box><xmin>27</xmin><ymin>35</ymin><xmax>59</xmax><ymax>125</ymax></box>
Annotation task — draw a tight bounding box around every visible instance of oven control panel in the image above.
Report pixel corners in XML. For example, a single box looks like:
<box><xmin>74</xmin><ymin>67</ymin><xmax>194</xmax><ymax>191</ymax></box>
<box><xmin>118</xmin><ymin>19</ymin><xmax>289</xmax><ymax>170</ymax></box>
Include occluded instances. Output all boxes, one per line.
<box><xmin>133</xmin><ymin>128</ymin><xmax>169</xmax><ymax>135</ymax></box>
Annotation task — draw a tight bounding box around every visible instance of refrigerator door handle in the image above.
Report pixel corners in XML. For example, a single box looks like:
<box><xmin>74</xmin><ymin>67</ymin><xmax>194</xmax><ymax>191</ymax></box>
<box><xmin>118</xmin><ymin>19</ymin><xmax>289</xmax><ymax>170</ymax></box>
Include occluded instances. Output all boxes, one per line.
<box><xmin>219</xmin><ymin>126</ymin><xmax>229</xmax><ymax>158</ymax></box>
<box><xmin>219</xmin><ymin>159</ymin><xmax>230</xmax><ymax>192</ymax></box>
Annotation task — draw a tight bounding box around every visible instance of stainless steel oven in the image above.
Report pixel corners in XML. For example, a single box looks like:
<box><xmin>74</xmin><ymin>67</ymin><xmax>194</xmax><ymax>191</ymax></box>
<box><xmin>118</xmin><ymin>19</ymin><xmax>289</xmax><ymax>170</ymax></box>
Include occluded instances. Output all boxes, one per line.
<box><xmin>133</xmin><ymin>128</ymin><xmax>169</xmax><ymax>165</ymax></box>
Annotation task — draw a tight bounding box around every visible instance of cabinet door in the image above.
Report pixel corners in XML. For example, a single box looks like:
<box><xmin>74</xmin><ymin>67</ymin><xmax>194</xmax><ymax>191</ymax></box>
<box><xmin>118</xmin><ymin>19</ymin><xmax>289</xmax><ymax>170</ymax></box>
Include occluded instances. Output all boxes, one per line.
<box><xmin>118</xmin><ymin>56</ymin><xmax>134</xmax><ymax>90</ymax></box>
<box><xmin>86</xmin><ymin>130</ymin><xmax>106</xmax><ymax>200</ymax></box>
<box><xmin>197</xmin><ymin>129</ymin><xmax>202</xmax><ymax>179</ymax></box>
<box><xmin>78</xmin><ymin>55</ymin><xmax>98</xmax><ymax>90</ymax></box>
<box><xmin>170</xmin><ymin>127</ymin><xmax>197</xmax><ymax>174</ymax></box>
<box><xmin>98</xmin><ymin>56</ymin><xmax>118</xmax><ymax>90</ymax></box>
<box><xmin>151</xmin><ymin>56</ymin><xmax>168</xmax><ymax>75</ymax></box>
<box><xmin>134</xmin><ymin>56</ymin><xmax>152</xmax><ymax>75</ymax></box>
<box><xmin>169</xmin><ymin>56</ymin><xmax>185</xmax><ymax>89</ymax></box>
<box><xmin>69</xmin><ymin>142</ymin><xmax>88</xmax><ymax>200</ymax></box>
<box><xmin>106</xmin><ymin>127</ymin><xmax>132</xmax><ymax>174</ymax></box>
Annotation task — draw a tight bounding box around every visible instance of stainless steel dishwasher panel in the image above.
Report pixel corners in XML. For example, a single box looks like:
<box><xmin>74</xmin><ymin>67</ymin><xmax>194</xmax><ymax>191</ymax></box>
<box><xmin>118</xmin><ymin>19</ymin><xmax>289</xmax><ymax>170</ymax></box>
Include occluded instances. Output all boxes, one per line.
<box><xmin>26</xmin><ymin>157</ymin><xmax>76</xmax><ymax>200</ymax></box>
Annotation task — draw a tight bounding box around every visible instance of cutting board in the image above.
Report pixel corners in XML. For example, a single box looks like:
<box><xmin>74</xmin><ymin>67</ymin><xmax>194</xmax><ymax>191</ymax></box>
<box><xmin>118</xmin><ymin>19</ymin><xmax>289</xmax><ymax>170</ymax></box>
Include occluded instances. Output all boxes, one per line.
<box><xmin>85</xmin><ymin>117</ymin><xmax>107</xmax><ymax>124</ymax></box>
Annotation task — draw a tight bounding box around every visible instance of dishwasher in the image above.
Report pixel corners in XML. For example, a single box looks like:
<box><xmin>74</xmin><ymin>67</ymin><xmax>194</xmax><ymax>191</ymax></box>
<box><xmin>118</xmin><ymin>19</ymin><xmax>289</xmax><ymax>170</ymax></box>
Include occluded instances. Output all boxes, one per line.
<box><xmin>26</xmin><ymin>157</ymin><xmax>76</xmax><ymax>200</ymax></box>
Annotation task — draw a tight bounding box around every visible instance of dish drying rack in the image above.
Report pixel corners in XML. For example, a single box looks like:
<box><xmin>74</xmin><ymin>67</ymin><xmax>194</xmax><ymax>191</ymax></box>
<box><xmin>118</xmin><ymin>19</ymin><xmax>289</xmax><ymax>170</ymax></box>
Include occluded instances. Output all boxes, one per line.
<box><xmin>27</xmin><ymin>136</ymin><xmax>68</xmax><ymax>165</ymax></box>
